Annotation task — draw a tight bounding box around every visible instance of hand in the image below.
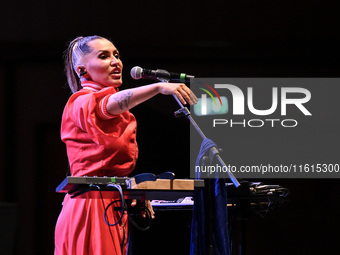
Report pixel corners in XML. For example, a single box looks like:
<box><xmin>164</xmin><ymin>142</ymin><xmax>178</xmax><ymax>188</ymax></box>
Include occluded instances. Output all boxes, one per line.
<box><xmin>143</xmin><ymin>200</ymin><xmax>155</xmax><ymax>219</ymax></box>
<box><xmin>157</xmin><ymin>83</ymin><xmax>198</xmax><ymax>106</ymax></box>
<box><xmin>130</xmin><ymin>199</ymin><xmax>155</xmax><ymax>219</ymax></box>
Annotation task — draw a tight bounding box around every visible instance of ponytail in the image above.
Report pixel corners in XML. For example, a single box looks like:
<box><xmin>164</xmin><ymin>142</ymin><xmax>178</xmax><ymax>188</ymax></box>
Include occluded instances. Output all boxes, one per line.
<box><xmin>64</xmin><ymin>37</ymin><xmax>82</xmax><ymax>93</ymax></box>
<box><xmin>64</xmin><ymin>35</ymin><xmax>106</xmax><ymax>93</ymax></box>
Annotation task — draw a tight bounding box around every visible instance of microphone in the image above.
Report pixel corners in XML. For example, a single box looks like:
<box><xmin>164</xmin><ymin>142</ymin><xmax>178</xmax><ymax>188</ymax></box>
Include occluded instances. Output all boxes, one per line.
<box><xmin>130</xmin><ymin>66</ymin><xmax>194</xmax><ymax>83</ymax></box>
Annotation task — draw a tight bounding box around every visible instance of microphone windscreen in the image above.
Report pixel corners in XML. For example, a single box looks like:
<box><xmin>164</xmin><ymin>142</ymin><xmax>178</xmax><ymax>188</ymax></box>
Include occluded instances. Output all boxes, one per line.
<box><xmin>130</xmin><ymin>66</ymin><xmax>143</xmax><ymax>80</ymax></box>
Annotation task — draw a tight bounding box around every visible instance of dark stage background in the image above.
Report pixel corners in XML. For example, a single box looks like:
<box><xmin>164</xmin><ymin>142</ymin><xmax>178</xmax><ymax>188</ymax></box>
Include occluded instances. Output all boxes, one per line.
<box><xmin>0</xmin><ymin>1</ymin><xmax>340</xmax><ymax>254</ymax></box>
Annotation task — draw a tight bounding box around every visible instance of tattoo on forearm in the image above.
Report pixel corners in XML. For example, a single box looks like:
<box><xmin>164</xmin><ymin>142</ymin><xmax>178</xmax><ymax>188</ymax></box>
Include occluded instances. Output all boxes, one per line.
<box><xmin>114</xmin><ymin>91</ymin><xmax>133</xmax><ymax>110</ymax></box>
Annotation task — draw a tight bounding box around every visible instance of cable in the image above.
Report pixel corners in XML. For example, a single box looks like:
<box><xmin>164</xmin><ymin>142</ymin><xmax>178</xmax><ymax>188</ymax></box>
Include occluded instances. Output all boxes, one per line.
<box><xmin>102</xmin><ymin>184</ymin><xmax>126</xmax><ymax>227</ymax></box>
<box><xmin>92</xmin><ymin>184</ymin><xmax>118</xmax><ymax>253</ymax></box>
<box><xmin>93</xmin><ymin>182</ymin><xmax>153</xmax><ymax>255</ymax></box>
<box><xmin>127</xmin><ymin>204</ymin><xmax>152</xmax><ymax>232</ymax></box>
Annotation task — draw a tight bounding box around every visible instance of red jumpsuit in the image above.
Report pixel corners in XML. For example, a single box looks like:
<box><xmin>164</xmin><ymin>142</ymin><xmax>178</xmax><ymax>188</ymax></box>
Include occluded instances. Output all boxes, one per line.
<box><xmin>55</xmin><ymin>81</ymin><xmax>138</xmax><ymax>255</ymax></box>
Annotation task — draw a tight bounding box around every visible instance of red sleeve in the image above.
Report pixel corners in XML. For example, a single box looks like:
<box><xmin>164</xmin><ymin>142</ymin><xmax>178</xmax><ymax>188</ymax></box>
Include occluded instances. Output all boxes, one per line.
<box><xmin>64</xmin><ymin>87</ymin><xmax>132</xmax><ymax>145</ymax></box>
<box><xmin>97</xmin><ymin>94</ymin><xmax>116</xmax><ymax>120</ymax></box>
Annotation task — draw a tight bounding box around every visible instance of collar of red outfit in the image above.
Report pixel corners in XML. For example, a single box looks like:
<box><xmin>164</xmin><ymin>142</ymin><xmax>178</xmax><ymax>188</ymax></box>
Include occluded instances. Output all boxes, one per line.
<box><xmin>81</xmin><ymin>80</ymin><xmax>119</xmax><ymax>92</ymax></box>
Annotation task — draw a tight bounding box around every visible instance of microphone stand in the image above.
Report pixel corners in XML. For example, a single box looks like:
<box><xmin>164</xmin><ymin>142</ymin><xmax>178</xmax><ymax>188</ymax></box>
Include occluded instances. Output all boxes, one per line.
<box><xmin>172</xmin><ymin>95</ymin><xmax>240</xmax><ymax>187</ymax></box>
<box><xmin>172</xmin><ymin>94</ymin><xmax>241</xmax><ymax>255</ymax></box>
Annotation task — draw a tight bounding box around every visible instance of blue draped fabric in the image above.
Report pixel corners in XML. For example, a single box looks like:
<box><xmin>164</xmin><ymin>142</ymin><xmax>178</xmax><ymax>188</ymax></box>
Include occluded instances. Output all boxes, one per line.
<box><xmin>190</xmin><ymin>138</ymin><xmax>231</xmax><ymax>255</ymax></box>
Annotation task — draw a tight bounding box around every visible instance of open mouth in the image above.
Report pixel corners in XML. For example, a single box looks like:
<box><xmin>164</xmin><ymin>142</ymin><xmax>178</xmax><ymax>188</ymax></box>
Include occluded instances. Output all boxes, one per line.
<box><xmin>110</xmin><ymin>68</ymin><xmax>121</xmax><ymax>78</ymax></box>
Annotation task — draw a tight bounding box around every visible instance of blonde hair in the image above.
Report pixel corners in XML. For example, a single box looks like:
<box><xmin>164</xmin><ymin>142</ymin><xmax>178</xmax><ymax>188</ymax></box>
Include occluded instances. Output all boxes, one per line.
<box><xmin>64</xmin><ymin>35</ymin><xmax>107</xmax><ymax>93</ymax></box>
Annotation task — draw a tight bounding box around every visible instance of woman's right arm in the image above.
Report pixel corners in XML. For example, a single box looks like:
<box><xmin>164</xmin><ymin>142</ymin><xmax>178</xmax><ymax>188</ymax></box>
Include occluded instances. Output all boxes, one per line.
<box><xmin>106</xmin><ymin>82</ymin><xmax>197</xmax><ymax>115</ymax></box>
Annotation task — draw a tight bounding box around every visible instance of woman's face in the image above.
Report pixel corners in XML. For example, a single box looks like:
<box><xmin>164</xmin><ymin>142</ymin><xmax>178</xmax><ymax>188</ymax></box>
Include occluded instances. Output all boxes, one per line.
<box><xmin>81</xmin><ymin>38</ymin><xmax>123</xmax><ymax>87</ymax></box>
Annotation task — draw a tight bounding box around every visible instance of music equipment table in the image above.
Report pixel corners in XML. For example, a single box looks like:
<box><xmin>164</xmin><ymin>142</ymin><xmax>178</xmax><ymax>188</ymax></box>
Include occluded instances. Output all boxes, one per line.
<box><xmin>56</xmin><ymin>176</ymin><xmax>205</xmax><ymax>201</ymax></box>
<box><xmin>56</xmin><ymin>176</ymin><xmax>288</xmax><ymax>210</ymax></box>
<box><xmin>56</xmin><ymin>176</ymin><xmax>289</xmax><ymax>255</ymax></box>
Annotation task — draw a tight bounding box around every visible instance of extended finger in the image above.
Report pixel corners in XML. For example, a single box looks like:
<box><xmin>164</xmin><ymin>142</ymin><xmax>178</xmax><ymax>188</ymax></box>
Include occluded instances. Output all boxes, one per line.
<box><xmin>147</xmin><ymin>201</ymin><xmax>155</xmax><ymax>219</ymax></box>
<box><xmin>174</xmin><ymin>89</ymin><xmax>187</xmax><ymax>105</ymax></box>
<box><xmin>190</xmin><ymin>90</ymin><xmax>198</xmax><ymax>104</ymax></box>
